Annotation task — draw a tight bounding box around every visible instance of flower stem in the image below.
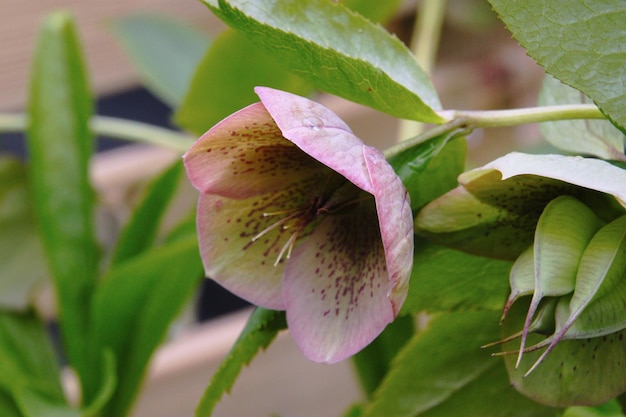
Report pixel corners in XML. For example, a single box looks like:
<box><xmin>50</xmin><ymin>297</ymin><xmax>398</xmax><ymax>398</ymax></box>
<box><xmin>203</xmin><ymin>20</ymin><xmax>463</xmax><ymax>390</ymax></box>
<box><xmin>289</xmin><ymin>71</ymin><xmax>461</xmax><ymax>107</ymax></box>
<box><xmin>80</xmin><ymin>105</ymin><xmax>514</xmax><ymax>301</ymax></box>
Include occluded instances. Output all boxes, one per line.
<box><xmin>437</xmin><ymin>104</ymin><xmax>605</xmax><ymax>127</ymax></box>
<box><xmin>385</xmin><ymin>103</ymin><xmax>606</xmax><ymax>159</ymax></box>
<box><xmin>0</xmin><ymin>113</ymin><xmax>194</xmax><ymax>153</ymax></box>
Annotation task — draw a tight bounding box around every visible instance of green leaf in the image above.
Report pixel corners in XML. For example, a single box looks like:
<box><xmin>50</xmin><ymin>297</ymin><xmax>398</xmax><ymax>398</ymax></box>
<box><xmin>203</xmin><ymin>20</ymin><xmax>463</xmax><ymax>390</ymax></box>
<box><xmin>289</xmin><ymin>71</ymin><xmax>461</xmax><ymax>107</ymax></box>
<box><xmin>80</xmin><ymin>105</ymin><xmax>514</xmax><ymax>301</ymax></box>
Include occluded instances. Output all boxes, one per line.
<box><xmin>111</xmin><ymin>160</ymin><xmax>183</xmax><ymax>265</ymax></box>
<box><xmin>25</xmin><ymin>10</ymin><xmax>98</xmax><ymax>394</ymax></box>
<box><xmin>539</xmin><ymin>74</ymin><xmax>625</xmax><ymax>160</ymax></box>
<box><xmin>564</xmin><ymin>400</ymin><xmax>626</xmax><ymax>417</ymax></box>
<box><xmin>0</xmin><ymin>389</ymin><xmax>21</xmax><ymax>417</ymax></box>
<box><xmin>363</xmin><ymin>311</ymin><xmax>556</xmax><ymax>417</ymax></box>
<box><xmin>90</xmin><ymin>236</ymin><xmax>203</xmax><ymax>417</ymax></box>
<box><xmin>110</xmin><ymin>13</ymin><xmax>211</xmax><ymax>108</ymax></box>
<box><xmin>0</xmin><ymin>311</ymin><xmax>66</xmax><ymax>408</ymax></box>
<box><xmin>15</xmin><ymin>388</ymin><xmax>79</xmax><ymax>417</ymax></box>
<box><xmin>488</xmin><ymin>0</ymin><xmax>626</xmax><ymax>131</ymax></box>
<box><xmin>202</xmin><ymin>0</ymin><xmax>443</xmax><ymax>122</ymax></box>
<box><xmin>342</xmin><ymin>0</ymin><xmax>403</xmax><ymax>23</ymax></box>
<box><xmin>401</xmin><ymin>241</ymin><xmax>512</xmax><ymax>315</ymax></box>
<box><xmin>175</xmin><ymin>29</ymin><xmax>311</xmax><ymax>135</ymax></box>
<box><xmin>0</xmin><ymin>156</ymin><xmax>48</xmax><ymax>311</ymax></box>
<box><xmin>195</xmin><ymin>308</ymin><xmax>287</xmax><ymax>417</ymax></box>
<box><xmin>388</xmin><ymin>132</ymin><xmax>467</xmax><ymax>211</ymax></box>
<box><xmin>351</xmin><ymin>315</ymin><xmax>414</xmax><ymax>398</ymax></box>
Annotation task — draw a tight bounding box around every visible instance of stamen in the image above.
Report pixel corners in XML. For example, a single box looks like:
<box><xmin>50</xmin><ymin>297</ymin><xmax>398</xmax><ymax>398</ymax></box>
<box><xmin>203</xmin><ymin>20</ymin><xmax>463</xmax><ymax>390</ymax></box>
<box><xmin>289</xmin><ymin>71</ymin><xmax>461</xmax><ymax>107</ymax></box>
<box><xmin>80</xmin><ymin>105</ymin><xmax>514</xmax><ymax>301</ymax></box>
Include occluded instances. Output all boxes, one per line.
<box><xmin>252</xmin><ymin>213</ymin><xmax>299</xmax><ymax>242</ymax></box>
<box><xmin>274</xmin><ymin>231</ymin><xmax>299</xmax><ymax>266</ymax></box>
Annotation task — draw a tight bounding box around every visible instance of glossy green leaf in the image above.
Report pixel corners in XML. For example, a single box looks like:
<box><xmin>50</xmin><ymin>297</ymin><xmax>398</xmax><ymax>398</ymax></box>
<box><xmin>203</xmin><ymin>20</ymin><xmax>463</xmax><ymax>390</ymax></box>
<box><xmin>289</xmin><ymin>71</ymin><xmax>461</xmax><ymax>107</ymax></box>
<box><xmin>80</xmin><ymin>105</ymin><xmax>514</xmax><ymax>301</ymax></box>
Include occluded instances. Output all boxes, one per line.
<box><xmin>90</xmin><ymin>236</ymin><xmax>203</xmax><ymax>417</ymax></box>
<box><xmin>363</xmin><ymin>311</ymin><xmax>555</xmax><ymax>417</ymax></box>
<box><xmin>175</xmin><ymin>29</ymin><xmax>311</xmax><ymax>135</ymax></box>
<box><xmin>351</xmin><ymin>315</ymin><xmax>414</xmax><ymax>398</ymax></box>
<box><xmin>110</xmin><ymin>13</ymin><xmax>211</xmax><ymax>108</ymax></box>
<box><xmin>489</xmin><ymin>0</ymin><xmax>626</xmax><ymax>131</ymax></box>
<box><xmin>111</xmin><ymin>160</ymin><xmax>183</xmax><ymax>265</ymax></box>
<box><xmin>0</xmin><ymin>311</ymin><xmax>66</xmax><ymax>409</ymax></box>
<box><xmin>388</xmin><ymin>132</ymin><xmax>467</xmax><ymax>211</ymax></box>
<box><xmin>25</xmin><ymin>11</ymin><xmax>98</xmax><ymax>392</ymax></box>
<box><xmin>539</xmin><ymin>74</ymin><xmax>625</xmax><ymax>160</ymax></box>
<box><xmin>0</xmin><ymin>157</ymin><xmax>48</xmax><ymax>311</ymax></box>
<box><xmin>401</xmin><ymin>241</ymin><xmax>511</xmax><ymax>315</ymax></box>
<box><xmin>202</xmin><ymin>0</ymin><xmax>443</xmax><ymax>122</ymax></box>
<box><xmin>195</xmin><ymin>308</ymin><xmax>287</xmax><ymax>417</ymax></box>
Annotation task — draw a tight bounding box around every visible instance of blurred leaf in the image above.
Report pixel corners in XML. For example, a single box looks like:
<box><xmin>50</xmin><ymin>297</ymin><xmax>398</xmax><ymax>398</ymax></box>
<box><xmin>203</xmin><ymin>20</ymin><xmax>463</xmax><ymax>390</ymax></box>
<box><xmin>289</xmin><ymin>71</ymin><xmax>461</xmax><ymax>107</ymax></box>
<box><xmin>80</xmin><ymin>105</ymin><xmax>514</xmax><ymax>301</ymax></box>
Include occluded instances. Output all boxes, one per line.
<box><xmin>25</xmin><ymin>11</ymin><xmax>99</xmax><ymax>395</ymax></box>
<box><xmin>195</xmin><ymin>308</ymin><xmax>287</xmax><ymax>417</ymax></box>
<box><xmin>15</xmin><ymin>388</ymin><xmax>79</xmax><ymax>417</ymax></box>
<box><xmin>539</xmin><ymin>74</ymin><xmax>625</xmax><ymax>160</ymax></box>
<box><xmin>111</xmin><ymin>160</ymin><xmax>183</xmax><ymax>265</ymax></box>
<box><xmin>388</xmin><ymin>132</ymin><xmax>467</xmax><ymax>211</ymax></box>
<box><xmin>175</xmin><ymin>29</ymin><xmax>311</xmax><ymax>135</ymax></box>
<box><xmin>363</xmin><ymin>311</ymin><xmax>556</xmax><ymax>417</ymax></box>
<box><xmin>0</xmin><ymin>311</ymin><xmax>66</xmax><ymax>410</ymax></box>
<box><xmin>351</xmin><ymin>315</ymin><xmax>414</xmax><ymax>398</ymax></box>
<box><xmin>202</xmin><ymin>0</ymin><xmax>443</xmax><ymax>122</ymax></box>
<box><xmin>0</xmin><ymin>389</ymin><xmax>21</xmax><ymax>417</ymax></box>
<box><xmin>90</xmin><ymin>236</ymin><xmax>202</xmax><ymax>417</ymax></box>
<box><xmin>342</xmin><ymin>0</ymin><xmax>403</xmax><ymax>23</ymax></box>
<box><xmin>111</xmin><ymin>13</ymin><xmax>211</xmax><ymax>108</ymax></box>
<box><xmin>489</xmin><ymin>0</ymin><xmax>626</xmax><ymax>131</ymax></box>
<box><xmin>564</xmin><ymin>400</ymin><xmax>626</xmax><ymax>417</ymax></box>
<box><xmin>0</xmin><ymin>157</ymin><xmax>47</xmax><ymax>311</ymax></box>
<box><xmin>401</xmin><ymin>241</ymin><xmax>512</xmax><ymax>315</ymax></box>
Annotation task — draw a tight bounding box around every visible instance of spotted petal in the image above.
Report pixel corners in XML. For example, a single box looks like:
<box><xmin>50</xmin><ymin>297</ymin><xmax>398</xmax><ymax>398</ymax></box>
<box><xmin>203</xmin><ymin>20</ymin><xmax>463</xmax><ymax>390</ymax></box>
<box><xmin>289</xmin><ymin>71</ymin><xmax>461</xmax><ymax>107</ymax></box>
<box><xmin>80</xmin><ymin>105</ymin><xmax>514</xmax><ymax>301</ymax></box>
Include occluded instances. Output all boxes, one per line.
<box><xmin>184</xmin><ymin>102</ymin><xmax>322</xmax><ymax>199</ymax></box>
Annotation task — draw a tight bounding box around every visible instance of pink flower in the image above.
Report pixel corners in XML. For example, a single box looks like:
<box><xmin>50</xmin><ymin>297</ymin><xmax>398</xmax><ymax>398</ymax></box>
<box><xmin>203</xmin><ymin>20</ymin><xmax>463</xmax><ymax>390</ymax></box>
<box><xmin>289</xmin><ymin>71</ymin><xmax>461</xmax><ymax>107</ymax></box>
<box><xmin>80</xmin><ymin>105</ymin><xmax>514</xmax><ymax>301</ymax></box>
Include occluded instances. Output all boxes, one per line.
<box><xmin>183</xmin><ymin>87</ymin><xmax>413</xmax><ymax>363</ymax></box>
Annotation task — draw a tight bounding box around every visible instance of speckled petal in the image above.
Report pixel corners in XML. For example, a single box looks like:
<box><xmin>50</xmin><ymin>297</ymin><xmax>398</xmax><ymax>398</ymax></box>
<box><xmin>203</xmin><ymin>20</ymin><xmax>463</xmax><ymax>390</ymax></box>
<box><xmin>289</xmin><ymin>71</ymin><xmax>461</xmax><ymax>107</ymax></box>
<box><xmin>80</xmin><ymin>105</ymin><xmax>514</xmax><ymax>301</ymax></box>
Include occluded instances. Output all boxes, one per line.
<box><xmin>364</xmin><ymin>146</ymin><xmax>413</xmax><ymax>313</ymax></box>
<box><xmin>183</xmin><ymin>102</ymin><xmax>322</xmax><ymax>199</ymax></box>
<box><xmin>283</xmin><ymin>196</ymin><xmax>395</xmax><ymax>363</ymax></box>
<box><xmin>196</xmin><ymin>174</ymin><xmax>327</xmax><ymax>309</ymax></box>
<box><xmin>255</xmin><ymin>87</ymin><xmax>375</xmax><ymax>194</ymax></box>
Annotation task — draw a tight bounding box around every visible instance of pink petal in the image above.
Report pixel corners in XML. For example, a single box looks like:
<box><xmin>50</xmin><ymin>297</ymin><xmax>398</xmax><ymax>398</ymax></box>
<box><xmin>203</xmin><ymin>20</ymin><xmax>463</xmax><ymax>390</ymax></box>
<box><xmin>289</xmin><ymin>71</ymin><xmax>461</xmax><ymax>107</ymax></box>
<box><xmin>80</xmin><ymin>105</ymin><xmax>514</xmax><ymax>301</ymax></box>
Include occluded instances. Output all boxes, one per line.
<box><xmin>255</xmin><ymin>87</ymin><xmax>376</xmax><ymax>194</ymax></box>
<box><xmin>363</xmin><ymin>146</ymin><xmax>413</xmax><ymax>313</ymax></box>
<box><xmin>283</xmin><ymin>196</ymin><xmax>395</xmax><ymax>363</ymax></box>
<box><xmin>183</xmin><ymin>102</ymin><xmax>322</xmax><ymax>199</ymax></box>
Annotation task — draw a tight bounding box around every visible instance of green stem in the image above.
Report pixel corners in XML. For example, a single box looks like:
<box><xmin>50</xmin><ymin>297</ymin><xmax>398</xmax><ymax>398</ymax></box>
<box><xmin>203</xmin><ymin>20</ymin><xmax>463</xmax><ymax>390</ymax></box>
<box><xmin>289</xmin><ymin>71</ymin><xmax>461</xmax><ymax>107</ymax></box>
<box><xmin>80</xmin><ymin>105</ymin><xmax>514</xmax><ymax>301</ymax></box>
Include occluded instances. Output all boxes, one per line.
<box><xmin>0</xmin><ymin>113</ymin><xmax>194</xmax><ymax>153</ymax></box>
<box><xmin>398</xmin><ymin>0</ymin><xmax>447</xmax><ymax>141</ymax></box>
<box><xmin>437</xmin><ymin>104</ymin><xmax>605</xmax><ymax>127</ymax></box>
<box><xmin>385</xmin><ymin>103</ymin><xmax>605</xmax><ymax>159</ymax></box>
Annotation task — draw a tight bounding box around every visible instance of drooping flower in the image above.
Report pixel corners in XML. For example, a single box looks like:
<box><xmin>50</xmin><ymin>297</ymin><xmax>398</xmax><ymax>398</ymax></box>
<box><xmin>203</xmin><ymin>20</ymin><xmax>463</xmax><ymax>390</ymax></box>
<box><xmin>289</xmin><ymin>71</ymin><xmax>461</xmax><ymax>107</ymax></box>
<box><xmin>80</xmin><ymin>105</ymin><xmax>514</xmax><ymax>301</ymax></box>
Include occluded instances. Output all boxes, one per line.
<box><xmin>183</xmin><ymin>87</ymin><xmax>413</xmax><ymax>363</ymax></box>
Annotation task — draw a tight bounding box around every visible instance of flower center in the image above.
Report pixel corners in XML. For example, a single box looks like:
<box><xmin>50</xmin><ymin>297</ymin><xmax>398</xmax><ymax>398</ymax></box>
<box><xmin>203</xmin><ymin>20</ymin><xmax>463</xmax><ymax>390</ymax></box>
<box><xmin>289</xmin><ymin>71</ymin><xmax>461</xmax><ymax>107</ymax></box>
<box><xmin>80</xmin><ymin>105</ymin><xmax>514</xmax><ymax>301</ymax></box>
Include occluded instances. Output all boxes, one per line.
<box><xmin>251</xmin><ymin>177</ymin><xmax>368</xmax><ymax>266</ymax></box>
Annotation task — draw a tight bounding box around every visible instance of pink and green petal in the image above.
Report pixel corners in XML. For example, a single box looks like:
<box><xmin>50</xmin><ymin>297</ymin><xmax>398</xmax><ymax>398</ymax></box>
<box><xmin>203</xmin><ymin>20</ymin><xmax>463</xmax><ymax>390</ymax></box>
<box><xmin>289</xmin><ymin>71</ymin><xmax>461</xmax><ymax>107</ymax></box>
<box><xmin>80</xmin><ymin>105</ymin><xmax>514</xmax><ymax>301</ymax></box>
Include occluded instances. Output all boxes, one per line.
<box><xmin>364</xmin><ymin>146</ymin><xmax>413</xmax><ymax>312</ymax></box>
<box><xmin>183</xmin><ymin>102</ymin><xmax>322</xmax><ymax>199</ymax></box>
<box><xmin>196</xmin><ymin>174</ymin><xmax>327</xmax><ymax>309</ymax></box>
<box><xmin>256</xmin><ymin>86</ymin><xmax>376</xmax><ymax>194</ymax></box>
<box><xmin>283</xmin><ymin>198</ymin><xmax>394</xmax><ymax>363</ymax></box>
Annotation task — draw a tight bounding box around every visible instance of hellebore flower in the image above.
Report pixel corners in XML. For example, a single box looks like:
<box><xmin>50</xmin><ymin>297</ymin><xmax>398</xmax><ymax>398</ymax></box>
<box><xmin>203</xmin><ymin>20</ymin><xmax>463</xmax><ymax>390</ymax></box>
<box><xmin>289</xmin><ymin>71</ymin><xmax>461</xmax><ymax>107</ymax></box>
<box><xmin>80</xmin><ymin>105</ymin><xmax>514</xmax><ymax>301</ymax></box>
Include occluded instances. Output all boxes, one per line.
<box><xmin>416</xmin><ymin>152</ymin><xmax>626</xmax><ymax>407</ymax></box>
<box><xmin>183</xmin><ymin>87</ymin><xmax>413</xmax><ymax>363</ymax></box>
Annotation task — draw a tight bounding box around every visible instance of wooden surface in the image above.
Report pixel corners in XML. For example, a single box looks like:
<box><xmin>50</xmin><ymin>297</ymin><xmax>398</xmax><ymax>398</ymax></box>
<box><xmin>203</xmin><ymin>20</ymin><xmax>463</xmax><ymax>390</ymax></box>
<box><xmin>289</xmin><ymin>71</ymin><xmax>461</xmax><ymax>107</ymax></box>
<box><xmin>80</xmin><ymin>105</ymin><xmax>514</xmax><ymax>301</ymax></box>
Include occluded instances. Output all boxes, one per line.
<box><xmin>0</xmin><ymin>0</ymin><xmax>224</xmax><ymax>112</ymax></box>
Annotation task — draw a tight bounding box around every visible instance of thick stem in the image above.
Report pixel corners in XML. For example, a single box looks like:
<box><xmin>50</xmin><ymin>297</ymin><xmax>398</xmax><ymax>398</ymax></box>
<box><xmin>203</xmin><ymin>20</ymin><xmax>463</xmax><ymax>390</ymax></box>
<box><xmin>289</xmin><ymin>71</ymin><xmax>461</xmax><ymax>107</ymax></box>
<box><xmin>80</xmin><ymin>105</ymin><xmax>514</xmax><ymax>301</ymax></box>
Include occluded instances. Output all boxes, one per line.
<box><xmin>0</xmin><ymin>113</ymin><xmax>194</xmax><ymax>153</ymax></box>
